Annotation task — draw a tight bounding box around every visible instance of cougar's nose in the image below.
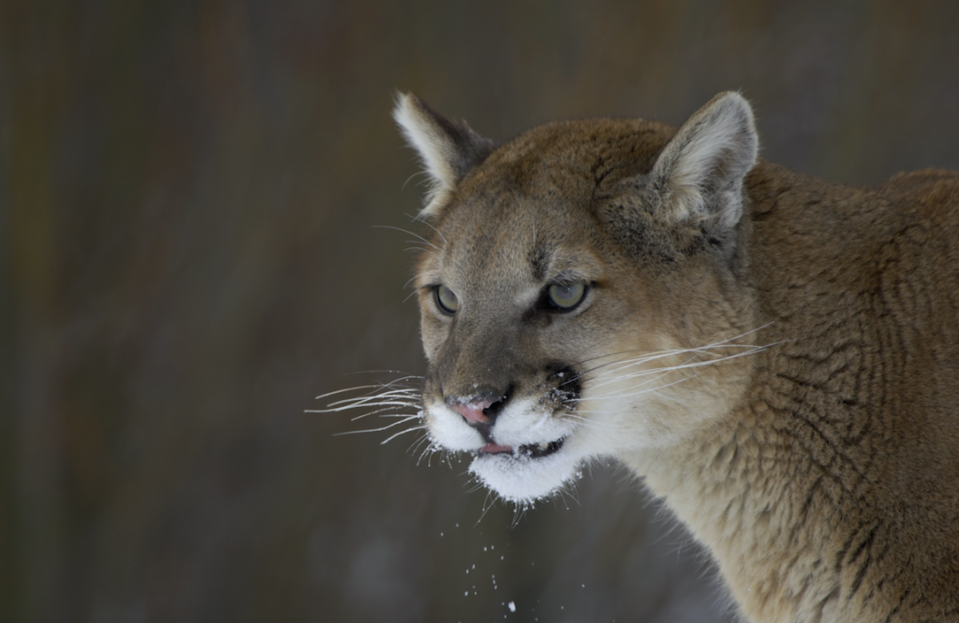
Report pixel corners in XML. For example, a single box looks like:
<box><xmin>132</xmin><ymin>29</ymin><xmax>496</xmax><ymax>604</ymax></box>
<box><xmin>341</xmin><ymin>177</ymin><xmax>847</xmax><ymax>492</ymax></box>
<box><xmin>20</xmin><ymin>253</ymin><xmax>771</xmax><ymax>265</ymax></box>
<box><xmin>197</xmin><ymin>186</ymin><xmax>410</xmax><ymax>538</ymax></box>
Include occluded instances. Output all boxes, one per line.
<box><xmin>446</xmin><ymin>391</ymin><xmax>504</xmax><ymax>425</ymax></box>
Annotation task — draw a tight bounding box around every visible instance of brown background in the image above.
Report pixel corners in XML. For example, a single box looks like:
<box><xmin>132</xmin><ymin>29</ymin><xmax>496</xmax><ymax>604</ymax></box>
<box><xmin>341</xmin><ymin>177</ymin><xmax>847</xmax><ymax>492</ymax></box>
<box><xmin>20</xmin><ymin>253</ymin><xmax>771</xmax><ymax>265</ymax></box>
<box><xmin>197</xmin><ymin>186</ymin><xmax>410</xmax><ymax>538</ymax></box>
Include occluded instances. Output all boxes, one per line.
<box><xmin>3</xmin><ymin>1</ymin><xmax>958</xmax><ymax>621</ymax></box>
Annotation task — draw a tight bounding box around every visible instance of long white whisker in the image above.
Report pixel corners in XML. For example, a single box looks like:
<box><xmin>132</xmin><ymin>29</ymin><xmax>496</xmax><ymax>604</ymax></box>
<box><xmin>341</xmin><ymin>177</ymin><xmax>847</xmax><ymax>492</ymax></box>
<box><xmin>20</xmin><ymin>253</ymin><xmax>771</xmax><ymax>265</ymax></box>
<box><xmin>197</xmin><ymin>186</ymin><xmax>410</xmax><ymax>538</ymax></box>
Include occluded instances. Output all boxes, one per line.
<box><xmin>317</xmin><ymin>386</ymin><xmax>420</xmax><ymax>407</ymax></box>
<box><xmin>565</xmin><ymin>324</ymin><xmax>778</xmax><ymax>383</ymax></box>
<box><xmin>582</xmin><ymin>355</ymin><xmax>701</xmax><ymax>393</ymax></box>
<box><xmin>324</xmin><ymin>393</ymin><xmax>419</xmax><ymax>408</ymax></box>
<box><xmin>572</xmin><ymin>342</ymin><xmax>767</xmax><ymax>381</ymax></box>
<box><xmin>572</xmin><ymin>344</ymin><xmax>770</xmax><ymax>406</ymax></box>
<box><xmin>308</xmin><ymin>400</ymin><xmax>419</xmax><ymax>415</ymax></box>
<box><xmin>408</xmin><ymin>433</ymin><xmax>433</xmax><ymax>456</ymax></box>
<box><xmin>346</xmin><ymin>410</ymin><xmax>421</xmax><ymax>421</ymax></box>
<box><xmin>582</xmin><ymin>350</ymin><xmax>759</xmax><ymax>399</ymax></box>
<box><xmin>314</xmin><ymin>378</ymin><xmax>421</xmax><ymax>401</ymax></box>
<box><xmin>332</xmin><ymin>415</ymin><xmax>422</xmax><ymax>437</ymax></box>
<box><xmin>324</xmin><ymin>390</ymin><xmax>420</xmax><ymax>409</ymax></box>
<box><xmin>380</xmin><ymin>425</ymin><xmax>428</xmax><ymax>445</ymax></box>
<box><xmin>618</xmin><ymin>369</ymin><xmax>700</xmax><ymax>396</ymax></box>
<box><xmin>577</xmin><ymin>343</ymin><xmax>772</xmax><ymax>395</ymax></box>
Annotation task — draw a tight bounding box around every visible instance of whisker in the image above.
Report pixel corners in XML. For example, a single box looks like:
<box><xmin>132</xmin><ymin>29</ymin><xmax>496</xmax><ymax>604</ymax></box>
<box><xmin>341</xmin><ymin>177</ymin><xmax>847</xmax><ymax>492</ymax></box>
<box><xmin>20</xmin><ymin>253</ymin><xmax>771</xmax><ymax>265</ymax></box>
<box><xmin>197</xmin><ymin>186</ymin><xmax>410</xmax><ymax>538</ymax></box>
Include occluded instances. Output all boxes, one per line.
<box><xmin>314</xmin><ymin>377</ymin><xmax>422</xmax><ymax>401</ymax></box>
<box><xmin>584</xmin><ymin>362</ymin><xmax>705</xmax><ymax>397</ymax></box>
<box><xmin>380</xmin><ymin>425</ymin><xmax>428</xmax><ymax>445</ymax></box>
<box><xmin>308</xmin><ymin>402</ymin><xmax>419</xmax><ymax>417</ymax></box>
<box><xmin>373</xmin><ymin>224</ymin><xmax>439</xmax><ymax>251</ymax></box>
<box><xmin>570</xmin><ymin>341</ymin><xmax>773</xmax><ymax>396</ymax></box>
<box><xmin>401</xmin><ymin>170</ymin><xmax>430</xmax><ymax>192</ymax></box>
<box><xmin>476</xmin><ymin>490</ymin><xmax>498</xmax><ymax>525</ymax></box>
<box><xmin>572</xmin><ymin>342</ymin><xmax>762</xmax><ymax>380</ymax></box>
<box><xmin>345</xmin><ymin>409</ymin><xmax>421</xmax><ymax>421</ymax></box>
<box><xmin>317</xmin><ymin>385</ymin><xmax>419</xmax><ymax>405</ymax></box>
<box><xmin>466</xmin><ymin>480</ymin><xmax>487</xmax><ymax>495</ymax></box>
<box><xmin>580</xmin><ymin>355</ymin><xmax>701</xmax><ymax>393</ymax></box>
<box><xmin>408</xmin><ymin>433</ymin><xmax>433</xmax><ymax>456</ymax></box>
<box><xmin>569</xmin><ymin>342</ymin><xmax>771</xmax><ymax>410</ymax></box>
<box><xmin>313</xmin><ymin>372</ymin><xmax>427</xmax><ymax>448</ymax></box>
<box><xmin>572</xmin><ymin>373</ymin><xmax>700</xmax><ymax>410</ymax></box>
<box><xmin>564</xmin><ymin>324</ymin><xmax>778</xmax><ymax>385</ymax></box>
<box><xmin>332</xmin><ymin>415</ymin><xmax>422</xmax><ymax>437</ymax></box>
<box><xmin>408</xmin><ymin>212</ymin><xmax>448</xmax><ymax>246</ymax></box>
<box><xmin>323</xmin><ymin>391</ymin><xmax>420</xmax><ymax>409</ymax></box>
<box><xmin>416</xmin><ymin>439</ymin><xmax>445</xmax><ymax>467</ymax></box>
<box><xmin>558</xmin><ymin>413</ymin><xmax>629</xmax><ymax>433</ymax></box>
<box><xmin>323</xmin><ymin>391</ymin><xmax>419</xmax><ymax>407</ymax></box>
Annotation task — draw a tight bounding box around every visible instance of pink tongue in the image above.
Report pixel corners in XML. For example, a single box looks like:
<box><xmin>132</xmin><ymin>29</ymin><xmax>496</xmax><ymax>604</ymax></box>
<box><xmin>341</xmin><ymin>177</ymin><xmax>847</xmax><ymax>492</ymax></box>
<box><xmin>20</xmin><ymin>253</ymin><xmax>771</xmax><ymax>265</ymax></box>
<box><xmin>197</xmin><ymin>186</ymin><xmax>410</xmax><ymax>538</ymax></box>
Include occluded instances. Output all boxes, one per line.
<box><xmin>481</xmin><ymin>443</ymin><xmax>513</xmax><ymax>454</ymax></box>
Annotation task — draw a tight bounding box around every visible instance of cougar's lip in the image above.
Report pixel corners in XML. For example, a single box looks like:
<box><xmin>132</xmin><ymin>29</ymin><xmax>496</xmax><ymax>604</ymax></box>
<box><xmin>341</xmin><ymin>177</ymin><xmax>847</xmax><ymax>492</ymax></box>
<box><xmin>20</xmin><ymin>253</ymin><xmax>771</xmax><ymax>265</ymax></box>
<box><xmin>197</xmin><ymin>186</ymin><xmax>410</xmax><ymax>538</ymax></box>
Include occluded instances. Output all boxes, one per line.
<box><xmin>480</xmin><ymin>443</ymin><xmax>513</xmax><ymax>454</ymax></box>
<box><xmin>478</xmin><ymin>438</ymin><xmax>566</xmax><ymax>459</ymax></box>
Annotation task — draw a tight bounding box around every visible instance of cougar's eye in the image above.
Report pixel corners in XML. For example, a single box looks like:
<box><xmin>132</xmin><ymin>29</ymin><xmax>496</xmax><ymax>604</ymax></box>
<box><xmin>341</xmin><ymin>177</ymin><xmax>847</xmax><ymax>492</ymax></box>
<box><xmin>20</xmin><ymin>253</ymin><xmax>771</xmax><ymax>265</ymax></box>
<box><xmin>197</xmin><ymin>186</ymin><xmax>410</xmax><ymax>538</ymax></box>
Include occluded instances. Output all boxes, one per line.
<box><xmin>546</xmin><ymin>282</ymin><xmax>586</xmax><ymax>310</ymax></box>
<box><xmin>434</xmin><ymin>285</ymin><xmax>459</xmax><ymax>314</ymax></box>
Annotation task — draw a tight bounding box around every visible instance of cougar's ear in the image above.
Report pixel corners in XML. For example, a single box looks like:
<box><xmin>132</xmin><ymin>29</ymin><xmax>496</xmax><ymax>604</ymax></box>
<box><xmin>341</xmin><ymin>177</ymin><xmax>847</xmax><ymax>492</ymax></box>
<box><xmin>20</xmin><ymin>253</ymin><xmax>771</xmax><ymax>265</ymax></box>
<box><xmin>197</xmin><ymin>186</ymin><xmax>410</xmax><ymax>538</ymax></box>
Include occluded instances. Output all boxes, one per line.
<box><xmin>393</xmin><ymin>93</ymin><xmax>495</xmax><ymax>218</ymax></box>
<box><xmin>648</xmin><ymin>92</ymin><xmax>758</xmax><ymax>231</ymax></box>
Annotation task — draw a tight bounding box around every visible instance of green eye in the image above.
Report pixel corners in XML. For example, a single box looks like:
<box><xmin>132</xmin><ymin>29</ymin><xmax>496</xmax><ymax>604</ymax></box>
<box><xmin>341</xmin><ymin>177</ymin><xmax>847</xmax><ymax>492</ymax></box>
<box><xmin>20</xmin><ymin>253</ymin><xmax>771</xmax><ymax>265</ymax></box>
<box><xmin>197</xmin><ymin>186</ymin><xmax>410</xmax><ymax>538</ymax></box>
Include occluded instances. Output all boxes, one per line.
<box><xmin>547</xmin><ymin>283</ymin><xmax>586</xmax><ymax>310</ymax></box>
<box><xmin>434</xmin><ymin>285</ymin><xmax>459</xmax><ymax>314</ymax></box>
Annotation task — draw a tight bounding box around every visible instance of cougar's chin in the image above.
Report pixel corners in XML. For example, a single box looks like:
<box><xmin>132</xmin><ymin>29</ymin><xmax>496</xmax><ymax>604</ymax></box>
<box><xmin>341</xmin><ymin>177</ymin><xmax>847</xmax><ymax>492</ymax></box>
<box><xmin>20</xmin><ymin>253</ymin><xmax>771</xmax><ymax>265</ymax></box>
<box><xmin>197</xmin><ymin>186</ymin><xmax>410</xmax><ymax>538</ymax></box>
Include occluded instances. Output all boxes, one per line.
<box><xmin>467</xmin><ymin>444</ymin><xmax>583</xmax><ymax>503</ymax></box>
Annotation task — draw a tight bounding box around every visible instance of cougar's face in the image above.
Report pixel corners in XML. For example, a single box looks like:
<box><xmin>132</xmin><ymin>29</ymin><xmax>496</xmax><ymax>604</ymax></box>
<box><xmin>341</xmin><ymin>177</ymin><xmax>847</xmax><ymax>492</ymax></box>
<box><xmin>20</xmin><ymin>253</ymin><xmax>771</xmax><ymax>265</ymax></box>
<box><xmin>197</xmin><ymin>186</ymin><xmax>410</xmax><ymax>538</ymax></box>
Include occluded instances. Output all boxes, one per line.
<box><xmin>415</xmin><ymin>190</ymin><xmax>679</xmax><ymax>503</ymax></box>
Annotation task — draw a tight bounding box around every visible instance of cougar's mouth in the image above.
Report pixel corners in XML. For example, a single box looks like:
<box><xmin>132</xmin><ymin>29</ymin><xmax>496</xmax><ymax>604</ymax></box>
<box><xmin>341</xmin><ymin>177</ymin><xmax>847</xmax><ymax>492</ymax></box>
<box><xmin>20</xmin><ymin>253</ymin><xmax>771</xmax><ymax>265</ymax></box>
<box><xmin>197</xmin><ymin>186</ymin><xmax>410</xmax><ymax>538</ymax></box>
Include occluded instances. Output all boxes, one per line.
<box><xmin>479</xmin><ymin>438</ymin><xmax>566</xmax><ymax>460</ymax></box>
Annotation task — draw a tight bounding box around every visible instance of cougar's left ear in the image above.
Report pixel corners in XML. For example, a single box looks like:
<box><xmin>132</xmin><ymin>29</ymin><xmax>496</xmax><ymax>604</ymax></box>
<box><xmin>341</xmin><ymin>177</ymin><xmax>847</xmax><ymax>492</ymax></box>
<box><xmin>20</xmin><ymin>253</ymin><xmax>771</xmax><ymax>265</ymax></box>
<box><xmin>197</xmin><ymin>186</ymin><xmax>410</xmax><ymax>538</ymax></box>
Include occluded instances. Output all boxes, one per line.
<box><xmin>393</xmin><ymin>93</ymin><xmax>495</xmax><ymax>218</ymax></box>
<box><xmin>649</xmin><ymin>92</ymin><xmax>758</xmax><ymax>232</ymax></box>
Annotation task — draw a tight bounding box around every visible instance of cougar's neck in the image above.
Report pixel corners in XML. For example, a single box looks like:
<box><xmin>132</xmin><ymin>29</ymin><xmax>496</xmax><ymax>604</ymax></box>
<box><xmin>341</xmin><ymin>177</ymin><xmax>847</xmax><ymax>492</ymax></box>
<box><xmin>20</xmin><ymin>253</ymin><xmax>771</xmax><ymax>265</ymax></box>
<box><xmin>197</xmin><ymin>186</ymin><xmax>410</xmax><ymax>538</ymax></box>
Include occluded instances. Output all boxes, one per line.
<box><xmin>620</xmin><ymin>166</ymin><xmax>884</xmax><ymax>621</ymax></box>
<box><xmin>622</xmin><ymin>389</ymin><xmax>856</xmax><ymax>623</ymax></box>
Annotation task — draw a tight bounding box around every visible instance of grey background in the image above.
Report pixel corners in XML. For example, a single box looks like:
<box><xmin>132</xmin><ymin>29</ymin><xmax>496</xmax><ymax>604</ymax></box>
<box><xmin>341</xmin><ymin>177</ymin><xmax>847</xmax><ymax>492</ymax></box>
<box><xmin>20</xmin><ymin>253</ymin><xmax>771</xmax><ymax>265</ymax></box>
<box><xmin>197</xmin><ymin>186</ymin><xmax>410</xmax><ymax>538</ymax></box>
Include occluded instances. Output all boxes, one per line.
<box><xmin>3</xmin><ymin>1</ymin><xmax>958</xmax><ymax>621</ymax></box>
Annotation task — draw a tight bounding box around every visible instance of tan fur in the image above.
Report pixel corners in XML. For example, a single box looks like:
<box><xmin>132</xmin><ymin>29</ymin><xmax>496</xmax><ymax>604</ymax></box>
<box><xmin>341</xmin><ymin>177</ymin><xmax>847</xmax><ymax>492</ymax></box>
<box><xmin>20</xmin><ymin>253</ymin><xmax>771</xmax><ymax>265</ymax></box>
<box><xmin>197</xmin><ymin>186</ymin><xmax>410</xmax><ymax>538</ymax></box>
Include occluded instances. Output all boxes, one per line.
<box><xmin>394</xmin><ymin>92</ymin><xmax>959</xmax><ymax>622</ymax></box>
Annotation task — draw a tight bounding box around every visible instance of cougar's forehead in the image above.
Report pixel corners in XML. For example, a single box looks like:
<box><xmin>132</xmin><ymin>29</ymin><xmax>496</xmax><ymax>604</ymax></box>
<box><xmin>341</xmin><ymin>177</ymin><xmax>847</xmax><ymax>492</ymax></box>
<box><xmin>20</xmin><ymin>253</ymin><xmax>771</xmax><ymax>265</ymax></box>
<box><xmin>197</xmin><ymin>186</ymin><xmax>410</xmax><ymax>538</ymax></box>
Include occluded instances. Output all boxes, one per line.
<box><xmin>422</xmin><ymin>150</ymin><xmax>603</xmax><ymax>281</ymax></box>
<box><xmin>417</xmin><ymin>190</ymin><xmax>604</xmax><ymax>297</ymax></box>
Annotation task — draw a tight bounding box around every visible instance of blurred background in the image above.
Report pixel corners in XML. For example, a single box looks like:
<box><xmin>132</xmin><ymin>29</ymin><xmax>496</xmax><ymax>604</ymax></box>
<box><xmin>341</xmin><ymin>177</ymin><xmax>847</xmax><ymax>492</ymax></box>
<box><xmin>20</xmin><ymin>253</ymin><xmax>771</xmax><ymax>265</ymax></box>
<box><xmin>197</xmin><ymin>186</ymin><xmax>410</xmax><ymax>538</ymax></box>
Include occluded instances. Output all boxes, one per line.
<box><xmin>2</xmin><ymin>1</ymin><xmax>958</xmax><ymax>621</ymax></box>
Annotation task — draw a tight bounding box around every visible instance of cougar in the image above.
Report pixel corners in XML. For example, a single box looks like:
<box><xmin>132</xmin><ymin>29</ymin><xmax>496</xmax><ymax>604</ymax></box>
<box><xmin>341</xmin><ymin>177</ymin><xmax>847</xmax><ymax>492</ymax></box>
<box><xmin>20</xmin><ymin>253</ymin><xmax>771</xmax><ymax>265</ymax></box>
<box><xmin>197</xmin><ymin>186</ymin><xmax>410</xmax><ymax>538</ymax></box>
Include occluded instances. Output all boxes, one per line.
<box><xmin>382</xmin><ymin>91</ymin><xmax>959</xmax><ymax>622</ymax></box>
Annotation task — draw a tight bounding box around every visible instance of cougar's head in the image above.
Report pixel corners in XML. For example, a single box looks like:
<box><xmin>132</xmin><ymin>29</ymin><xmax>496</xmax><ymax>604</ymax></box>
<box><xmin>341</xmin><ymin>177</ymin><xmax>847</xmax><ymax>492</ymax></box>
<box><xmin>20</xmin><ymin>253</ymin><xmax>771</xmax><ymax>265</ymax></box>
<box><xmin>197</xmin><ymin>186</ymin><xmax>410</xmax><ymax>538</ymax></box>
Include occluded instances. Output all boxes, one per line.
<box><xmin>394</xmin><ymin>93</ymin><xmax>759</xmax><ymax>503</ymax></box>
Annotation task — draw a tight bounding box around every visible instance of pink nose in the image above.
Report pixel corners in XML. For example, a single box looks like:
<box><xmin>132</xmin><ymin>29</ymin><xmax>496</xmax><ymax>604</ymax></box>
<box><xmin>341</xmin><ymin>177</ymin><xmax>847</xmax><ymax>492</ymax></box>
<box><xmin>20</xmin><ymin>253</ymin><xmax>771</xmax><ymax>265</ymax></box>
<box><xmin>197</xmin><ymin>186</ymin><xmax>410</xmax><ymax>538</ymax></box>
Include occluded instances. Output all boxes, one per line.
<box><xmin>449</xmin><ymin>398</ymin><xmax>494</xmax><ymax>424</ymax></box>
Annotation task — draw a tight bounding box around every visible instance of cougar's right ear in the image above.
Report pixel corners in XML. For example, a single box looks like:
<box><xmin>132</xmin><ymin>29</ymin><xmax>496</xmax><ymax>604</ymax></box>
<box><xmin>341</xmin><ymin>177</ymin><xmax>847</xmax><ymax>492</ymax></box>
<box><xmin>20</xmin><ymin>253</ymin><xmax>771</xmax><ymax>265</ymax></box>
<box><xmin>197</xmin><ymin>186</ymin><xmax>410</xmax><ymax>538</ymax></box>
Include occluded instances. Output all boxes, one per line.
<box><xmin>393</xmin><ymin>93</ymin><xmax>495</xmax><ymax>218</ymax></box>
